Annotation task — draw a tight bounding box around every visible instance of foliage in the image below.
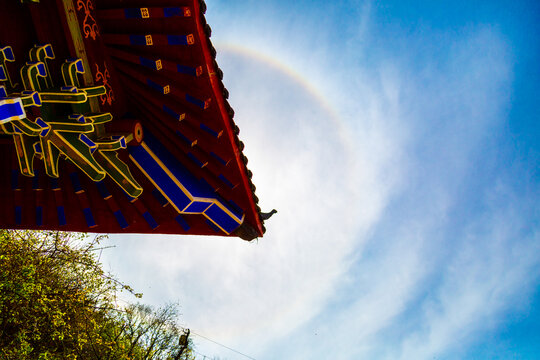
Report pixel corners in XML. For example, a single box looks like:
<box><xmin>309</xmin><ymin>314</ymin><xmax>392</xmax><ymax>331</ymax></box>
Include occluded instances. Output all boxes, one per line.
<box><xmin>0</xmin><ymin>230</ymin><xmax>194</xmax><ymax>360</ymax></box>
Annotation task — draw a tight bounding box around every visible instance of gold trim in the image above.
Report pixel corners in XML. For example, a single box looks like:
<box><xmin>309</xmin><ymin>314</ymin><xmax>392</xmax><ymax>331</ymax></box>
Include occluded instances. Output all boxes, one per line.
<box><xmin>145</xmin><ymin>35</ymin><xmax>153</xmax><ymax>46</ymax></box>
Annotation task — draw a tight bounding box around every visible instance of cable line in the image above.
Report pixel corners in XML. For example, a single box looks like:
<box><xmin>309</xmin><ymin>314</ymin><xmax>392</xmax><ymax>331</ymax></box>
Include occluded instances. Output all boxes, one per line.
<box><xmin>193</xmin><ymin>350</ymin><xmax>211</xmax><ymax>359</ymax></box>
<box><xmin>191</xmin><ymin>331</ymin><xmax>257</xmax><ymax>360</ymax></box>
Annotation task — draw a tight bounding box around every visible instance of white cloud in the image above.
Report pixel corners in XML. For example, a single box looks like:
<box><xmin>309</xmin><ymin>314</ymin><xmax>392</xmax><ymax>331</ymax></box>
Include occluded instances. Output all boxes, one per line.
<box><xmin>396</xmin><ymin>195</ymin><xmax>540</xmax><ymax>360</ymax></box>
<box><xmin>258</xmin><ymin>22</ymin><xmax>538</xmax><ymax>360</ymax></box>
<box><xmin>99</xmin><ymin>4</ymin><xmax>540</xmax><ymax>360</ymax></box>
<box><xmin>101</xmin><ymin>49</ymin><xmax>401</xmax><ymax>357</ymax></box>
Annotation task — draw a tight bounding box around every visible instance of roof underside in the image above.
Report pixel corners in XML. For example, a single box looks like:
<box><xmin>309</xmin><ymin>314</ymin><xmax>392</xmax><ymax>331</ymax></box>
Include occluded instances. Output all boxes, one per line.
<box><xmin>0</xmin><ymin>0</ymin><xmax>264</xmax><ymax>239</ymax></box>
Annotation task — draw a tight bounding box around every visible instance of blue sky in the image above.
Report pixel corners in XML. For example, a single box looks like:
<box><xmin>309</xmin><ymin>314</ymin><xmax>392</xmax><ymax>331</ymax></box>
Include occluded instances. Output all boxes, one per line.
<box><xmin>100</xmin><ymin>1</ymin><xmax>539</xmax><ymax>359</ymax></box>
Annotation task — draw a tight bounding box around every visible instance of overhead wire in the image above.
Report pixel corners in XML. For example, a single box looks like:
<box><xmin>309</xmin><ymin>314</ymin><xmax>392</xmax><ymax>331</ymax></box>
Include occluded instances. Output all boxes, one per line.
<box><xmin>193</xmin><ymin>350</ymin><xmax>211</xmax><ymax>359</ymax></box>
<box><xmin>191</xmin><ymin>331</ymin><xmax>257</xmax><ymax>360</ymax></box>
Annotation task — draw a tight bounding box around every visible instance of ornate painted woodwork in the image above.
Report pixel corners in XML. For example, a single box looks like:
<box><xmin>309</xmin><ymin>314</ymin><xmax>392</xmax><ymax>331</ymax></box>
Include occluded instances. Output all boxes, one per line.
<box><xmin>0</xmin><ymin>0</ymin><xmax>265</xmax><ymax>240</ymax></box>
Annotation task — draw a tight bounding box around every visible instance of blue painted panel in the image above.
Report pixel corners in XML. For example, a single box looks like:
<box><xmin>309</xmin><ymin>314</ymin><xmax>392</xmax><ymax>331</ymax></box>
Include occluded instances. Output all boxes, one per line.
<box><xmin>129</xmin><ymin>35</ymin><xmax>148</xmax><ymax>45</ymax></box>
<box><xmin>124</xmin><ymin>193</ymin><xmax>137</xmax><ymax>203</ymax></box>
<box><xmin>167</xmin><ymin>35</ymin><xmax>189</xmax><ymax>45</ymax></box>
<box><xmin>49</xmin><ymin>178</ymin><xmax>60</xmax><ymax>190</ymax></box>
<box><xmin>183</xmin><ymin>201</ymin><xmax>211</xmax><ymax>214</ymax></box>
<box><xmin>83</xmin><ymin>207</ymin><xmax>96</xmax><ymax>227</ymax></box>
<box><xmin>33</xmin><ymin>143</ymin><xmax>42</xmax><ymax>156</ymax></box>
<box><xmin>95</xmin><ymin>181</ymin><xmax>111</xmax><ymax>198</ymax></box>
<box><xmin>216</xmin><ymin>197</ymin><xmax>244</xmax><ymax>224</ymax></box>
<box><xmin>2</xmin><ymin>46</ymin><xmax>14</xmax><ymax>60</ymax></box>
<box><xmin>66</xmin><ymin>58</ymin><xmax>84</xmax><ymax>73</ymax></box>
<box><xmin>79</xmin><ymin>133</ymin><xmax>97</xmax><ymax>152</ymax></box>
<box><xmin>36</xmin><ymin>206</ymin><xmax>43</xmax><ymax>226</ymax></box>
<box><xmin>187</xmin><ymin>152</ymin><xmax>204</xmax><ymax>168</ymax></box>
<box><xmin>163</xmin><ymin>105</ymin><xmax>181</xmax><ymax>120</ymax></box>
<box><xmin>219</xmin><ymin>174</ymin><xmax>234</xmax><ymax>188</ymax></box>
<box><xmin>210</xmin><ymin>152</ymin><xmax>227</xmax><ymax>165</ymax></box>
<box><xmin>57</xmin><ymin>206</ymin><xmax>66</xmax><ymax>226</ymax></box>
<box><xmin>151</xmin><ymin>188</ymin><xmax>169</xmax><ymax>206</ymax></box>
<box><xmin>33</xmin><ymin>143</ymin><xmax>43</xmax><ymax>154</ymax></box>
<box><xmin>140</xmin><ymin>57</ymin><xmax>159</xmax><ymax>70</ymax></box>
<box><xmin>133</xmin><ymin>130</ymin><xmax>244</xmax><ymax>233</ymax></box>
<box><xmin>200</xmin><ymin>123</ymin><xmax>219</xmax><ymax>138</ymax></box>
<box><xmin>205</xmin><ymin>219</ymin><xmax>221</xmax><ymax>233</ymax></box>
<box><xmin>199</xmin><ymin>177</ymin><xmax>212</xmax><ymax>191</ymax></box>
<box><xmin>146</xmin><ymin>79</ymin><xmax>166</xmax><ymax>93</ymax></box>
<box><xmin>129</xmin><ymin>143</ymin><xmax>191</xmax><ymax>210</ymax></box>
<box><xmin>0</xmin><ymin>99</ymin><xmax>25</xmax><ymax>122</ymax></box>
<box><xmin>69</xmin><ymin>114</ymin><xmax>85</xmax><ymax>123</ymax></box>
<box><xmin>15</xmin><ymin>206</ymin><xmax>22</xmax><ymax>225</ymax></box>
<box><xmin>227</xmin><ymin>200</ymin><xmax>245</xmax><ymax>220</ymax></box>
<box><xmin>142</xmin><ymin>211</ymin><xmax>158</xmax><ymax>229</ymax></box>
<box><xmin>35</xmin><ymin>118</ymin><xmax>49</xmax><ymax>136</ymax></box>
<box><xmin>69</xmin><ymin>172</ymin><xmax>83</xmax><ymax>193</ymax></box>
<box><xmin>175</xmin><ymin>214</ymin><xmax>190</xmax><ymax>230</ymax></box>
<box><xmin>114</xmin><ymin>210</ymin><xmax>129</xmax><ymax>229</ymax></box>
<box><xmin>112</xmin><ymin>135</ymin><xmax>127</xmax><ymax>148</ymax></box>
<box><xmin>176</xmin><ymin>65</ymin><xmax>197</xmax><ymax>76</ymax></box>
<box><xmin>0</xmin><ymin>65</ymin><xmax>6</xmax><ymax>81</ymax></box>
<box><xmin>61</xmin><ymin>86</ymin><xmax>77</xmax><ymax>93</ymax></box>
<box><xmin>75</xmin><ymin>59</ymin><xmax>83</xmax><ymax>72</ymax></box>
<box><xmin>176</xmin><ymin>130</ymin><xmax>193</xmax><ymax>145</ymax></box>
<box><xmin>0</xmin><ymin>86</ymin><xmax>7</xmax><ymax>98</ymax></box>
<box><xmin>185</xmin><ymin>94</ymin><xmax>205</xmax><ymax>109</ymax></box>
<box><xmin>42</xmin><ymin>44</ymin><xmax>54</xmax><ymax>58</ymax></box>
<box><xmin>11</xmin><ymin>170</ymin><xmax>19</xmax><ymax>190</ymax></box>
<box><xmin>205</xmin><ymin>203</ymin><xmax>241</xmax><ymax>234</ymax></box>
<box><xmin>27</xmin><ymin>61</ymin><xmax>46</xmax><ymax>76</ymax></box>
<box><xmin>124</xmin><ymin>8</ymin><xmax>142</xmax><ymax>18</ymax></box>
<box><xmin>141</xmin><ymin>131</ymin><xmax>210</xmax><ymax>198</ymax></box>
<box><xmin>164</xmin><ymin>7</ymin><xmax>183</xmax><ymax>17</ymax></box>
<box><xmin>21</xmin><ymin>91</ymin><xmax>41</xmax><ymax>106</ymax></box>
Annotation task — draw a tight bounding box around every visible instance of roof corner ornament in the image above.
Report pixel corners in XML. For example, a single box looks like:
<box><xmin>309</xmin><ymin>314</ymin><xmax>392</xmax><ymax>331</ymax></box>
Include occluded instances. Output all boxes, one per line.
<box><xmin>261</xmin><ymin>209</ymin><xmax>277</xmax><ymax>221</ymax></box>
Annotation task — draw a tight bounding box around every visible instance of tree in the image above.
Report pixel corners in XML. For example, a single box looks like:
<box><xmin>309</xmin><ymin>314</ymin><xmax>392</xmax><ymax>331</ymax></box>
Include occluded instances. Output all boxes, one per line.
<box><xmin>0</xmin><ymin>230</ymin><xmax>194</xmax><ymax>360</ymax></box>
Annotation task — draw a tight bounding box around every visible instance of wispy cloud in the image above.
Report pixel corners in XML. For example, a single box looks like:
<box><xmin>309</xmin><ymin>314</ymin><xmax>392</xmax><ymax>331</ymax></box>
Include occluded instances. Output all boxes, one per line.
<box><xmin>260</xmin><ymin>17</ymin><xmax>538</xmax><ymax>360</ymax></box>
<box><xmin>100</xmin><ymin>2</ymin><xmax>539</xmax><ymax>359</ymax></box>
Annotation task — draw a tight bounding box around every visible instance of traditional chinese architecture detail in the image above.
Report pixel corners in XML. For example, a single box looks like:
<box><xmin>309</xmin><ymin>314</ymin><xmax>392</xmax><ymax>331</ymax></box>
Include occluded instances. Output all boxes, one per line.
<box><xmin>0</xmin><ymin>0</ymin><xmax>267</xmax><ymax>239</ymax></box>
<box><xmin>0</xmin><ymin>45</ymin><xmax>142</xmax><ymax>198</ymax></box>
<box><xmin>77</xmin><ymin>0</ymin><xmax>99</xmax><ymax>40</ymax></box>
<box><xmin>94</xmin><ymin>63</ymin><xmax>114</xmax><ymax>105</ymax></box>
<box><xmin>0</xmin><ymin>46</ymin><xmax>17</xmax><ymax>89</ymax></box>
<box><xmin>129</xmin><ymin>132</ymin><xmax>244</xmax><ymax>234</ymax></box>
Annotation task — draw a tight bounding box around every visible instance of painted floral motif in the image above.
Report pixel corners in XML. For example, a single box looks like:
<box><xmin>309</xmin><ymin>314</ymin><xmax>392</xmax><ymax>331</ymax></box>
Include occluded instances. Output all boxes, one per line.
<box><xmin>77</xmin><ymin>0</ymin><xmax>99</xmax><ymax>40</ymax></box>
<box><xmin>95</xmin><ymin>63</ymin><xmax>114</xmax><ymax>106</ymax></box>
